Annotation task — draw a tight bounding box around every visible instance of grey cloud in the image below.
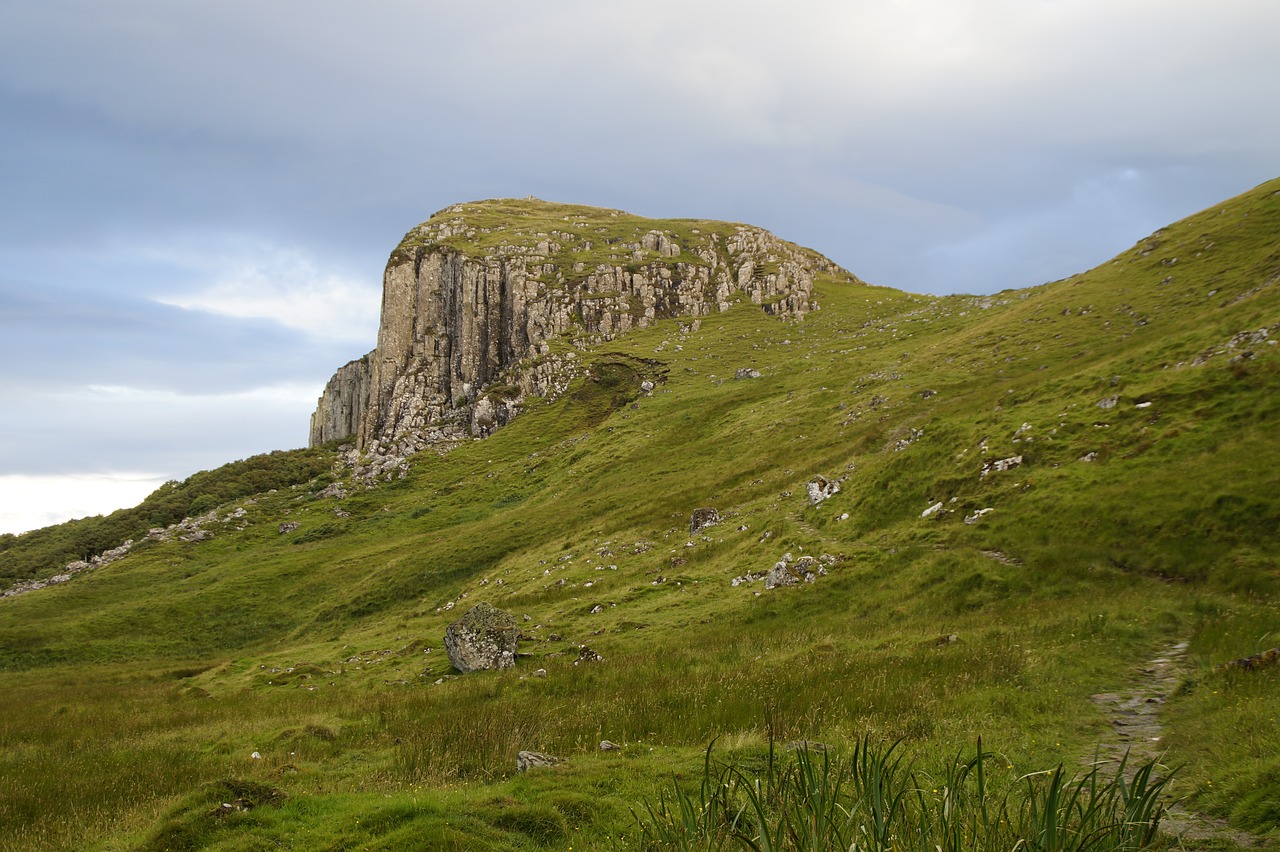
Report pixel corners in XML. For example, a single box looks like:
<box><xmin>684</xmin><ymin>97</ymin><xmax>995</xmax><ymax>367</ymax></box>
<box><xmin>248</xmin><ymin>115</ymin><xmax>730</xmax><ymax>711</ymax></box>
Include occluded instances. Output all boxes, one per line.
<box><xmin>0</xmin><ymin>277</ymin><xmax>362</xmax><ymax>394</ymax></box>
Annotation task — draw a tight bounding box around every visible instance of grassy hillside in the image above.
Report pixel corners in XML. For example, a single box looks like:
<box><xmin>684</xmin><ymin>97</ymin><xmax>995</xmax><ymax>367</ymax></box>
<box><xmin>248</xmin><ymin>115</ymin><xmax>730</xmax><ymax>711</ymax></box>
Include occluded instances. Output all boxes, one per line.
<box><xmin>0</xmin><ymin>179</ymin><xmax>1277</xmax><ymax>850</ymax></box>
<box><xmin>0</xmin><ymin>448</ymin><xmax>334</xmax><ymax>588</ymax></box>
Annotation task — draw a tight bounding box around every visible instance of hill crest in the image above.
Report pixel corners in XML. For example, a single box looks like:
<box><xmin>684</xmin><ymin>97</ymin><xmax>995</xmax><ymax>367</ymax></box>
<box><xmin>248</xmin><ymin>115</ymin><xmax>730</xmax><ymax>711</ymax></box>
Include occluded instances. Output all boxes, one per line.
<box><xmin>310</xmin><ymin>199</ymin><xmax>861</xmax><ymax>457</ymax></box>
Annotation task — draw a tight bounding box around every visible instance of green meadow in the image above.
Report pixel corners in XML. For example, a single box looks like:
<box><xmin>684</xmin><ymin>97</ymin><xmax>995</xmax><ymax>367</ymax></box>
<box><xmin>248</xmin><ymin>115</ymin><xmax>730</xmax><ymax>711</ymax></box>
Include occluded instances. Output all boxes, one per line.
<box><xmin>1</xmin><ymin>180</ymin><xmax>1277</xmax><ymax>850</ymax></box>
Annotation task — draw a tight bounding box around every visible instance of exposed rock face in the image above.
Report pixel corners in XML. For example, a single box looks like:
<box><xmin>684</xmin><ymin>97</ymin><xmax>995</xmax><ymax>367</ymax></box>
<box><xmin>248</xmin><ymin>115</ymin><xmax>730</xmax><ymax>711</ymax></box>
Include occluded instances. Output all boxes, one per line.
<box><xmin>310</xmin><ymin>354</ymin><xmax>371</xmax><ymax>446</ymax></box>
<box><xmin>310</xmin><ymin>199</ymin><xmax>859</xmax><ymax>454</ymax></box>
<box><xmin>443</xmin><ymin>602</ymin><xmax>521</xmax><ymax>673</ymax></box>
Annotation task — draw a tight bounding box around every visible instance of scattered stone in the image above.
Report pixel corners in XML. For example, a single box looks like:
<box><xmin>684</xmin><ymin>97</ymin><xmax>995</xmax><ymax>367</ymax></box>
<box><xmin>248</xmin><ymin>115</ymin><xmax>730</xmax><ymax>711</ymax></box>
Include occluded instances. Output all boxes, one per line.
<box><xmin>316</xmin><ymin>482</ymin><xmax>347</xmax><ymax>500</ymax></box>
<box><xmin>1097</xmin><ymin>396</ymin><xmax>1119</xmax><ymax>410</ymax></box>
<box><xmin>765</xmin><ymin>555</ymin><xmax>825</xmax><ymax>589</ymax></box>
<box><xmin>1079</xmin><ymin>452</ymin><xmax>1098</xmax><ymax>462</ymax></box>
<box><xmin>251</xmin><ymin>751</ymin><xmax>262</xmax><ymax>760</ymax></box>
<box><xmin>963</xmin><ymin>508</ymin><xmax>994</xmax><ymax>524</ymax></box>
<box><xmin>737</xmin><ymin>553</ymin><xmax>836</xmax><ymax>588</ymax></box>
<box><xmin>893</xmin><ymin>427</ymin><xmax>924</xmax><ymax>451</ymax></box>
<box><xmin>516</xmin><ymin>750</ymin><xmax>559</xmax><ymax>773</ymax></box>
<box><xmin>806</xmin><ymin>475</ymin><xmax>840</xmax><ymax>505</ymax></box>
<box><xmin>533</xmin><ymin>668</ymin><xmax>547</xmax><ymax>678</ymax></box>
<box><xmin>689</xmin><ymin>507</ymin><xmax>720</xmax><ymax>535</ymax></box>
<box><xmin>765</xmin><ymin>560</ymin><xmax>802</xmax><ymax>589</ymax></box>
<box><xmin>575</xmin><ymin>646</ymin><xmax>603</xmax><ymax>665</ymax></box>
<box><xmin>734</xmin><ymin>368</ymin><xmax>762</xmax><ymax>379</ymax></box>
<box><xmin>980</xmin><ymin>455</ymin><xmax>1023</xmax><ymax>477</ymax></box>
<box><xmin>443</xmin><ymin>603</ymin><xmax>521</xmax><ymax>673</ymax></box>
<box><xmin>919</xmin><ymin>389</ymin><xmax>937</xmax><ymax>399</ymax></box>
<box><xmin>599</xmin><ymin>740</ymin><xmax>621</xmax><ymax>751</ymax></box>
<box><xmin>278</xmin><ymin>522</ymin><xmax>300</xmax><ymax>534</ymax></box>
<box><xmin>640</xmin><ymin>380</ymin><xmax>655</xmax><ymax>394</ymax></box>
<box><xmin>935</xmin><ymin>634</ymin><xmax>960</xmax><ymax>645</ymax></box>
<box><xmin>921</xmin><ymin>501</ymin><xmax>944</xmax><ymax>519</ymax></box>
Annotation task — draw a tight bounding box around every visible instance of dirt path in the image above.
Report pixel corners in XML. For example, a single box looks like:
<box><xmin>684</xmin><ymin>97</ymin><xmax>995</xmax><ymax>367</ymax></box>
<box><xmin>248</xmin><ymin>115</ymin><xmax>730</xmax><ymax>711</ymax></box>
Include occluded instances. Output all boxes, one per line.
<box><xmin>1090</xmin><ymin>642</ymin><xmax>1271</xmax><ymax>849</ymax></box>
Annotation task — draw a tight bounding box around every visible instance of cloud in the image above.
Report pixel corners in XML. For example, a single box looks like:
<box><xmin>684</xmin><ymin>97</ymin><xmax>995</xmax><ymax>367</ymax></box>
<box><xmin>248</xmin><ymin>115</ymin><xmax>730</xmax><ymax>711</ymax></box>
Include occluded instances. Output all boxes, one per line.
<box><xmin>0</xmin><ymin>272</ymin><xmax>366</xmax><ymax>395</ymax></box>
<box><xmin>0</xmin><ymin>380</ymin><xmax>322</xmax><ymax>478</ymax></box>
<box><xmin>150</xmin><ymin>244</ymin><xmax>380</xmax><ymax>344</ymax></box>
<box><xmin>0</xmin><ymin>473</ymin><xmax>170</xmax><ymax>536</ymax></box>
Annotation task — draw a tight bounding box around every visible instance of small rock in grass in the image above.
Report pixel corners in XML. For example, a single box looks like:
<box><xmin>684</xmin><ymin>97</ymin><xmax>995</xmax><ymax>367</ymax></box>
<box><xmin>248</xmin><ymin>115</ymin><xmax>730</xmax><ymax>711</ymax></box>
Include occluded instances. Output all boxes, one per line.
<box><xmin>516</xmin><ymin>750</ymin><xmax>559</xmax><ymax>773</ymax></box>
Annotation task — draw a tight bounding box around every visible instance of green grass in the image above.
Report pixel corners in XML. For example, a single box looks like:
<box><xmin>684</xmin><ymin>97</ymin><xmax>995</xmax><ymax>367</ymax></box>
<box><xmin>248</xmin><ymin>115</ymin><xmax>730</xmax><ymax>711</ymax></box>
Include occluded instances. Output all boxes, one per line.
<box><xmin>0</xmin><ymin>178</ymin><xmax>1277</xmax><ymax>850</ymax></box>
<box><xmin>633</xmin><ymin>738</ymin><xmax>1171</xmax><ymax>851</ymax></box>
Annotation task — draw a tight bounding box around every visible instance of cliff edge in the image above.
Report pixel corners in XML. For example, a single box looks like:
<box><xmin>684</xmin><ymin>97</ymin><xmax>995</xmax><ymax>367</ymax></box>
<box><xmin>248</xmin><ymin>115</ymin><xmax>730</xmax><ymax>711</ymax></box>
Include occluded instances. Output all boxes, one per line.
<box><xmin>310</xmin><ymin>198</ymin><xmax>861</xmax><ymax>456</ymax></box>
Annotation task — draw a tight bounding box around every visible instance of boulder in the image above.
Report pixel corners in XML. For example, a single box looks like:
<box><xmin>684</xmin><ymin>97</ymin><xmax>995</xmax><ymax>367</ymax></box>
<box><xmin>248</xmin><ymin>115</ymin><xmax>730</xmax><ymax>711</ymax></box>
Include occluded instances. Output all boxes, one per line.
<box><xmin>764</xmin><ymin>560</ymin><xmax>800</xmax><ymax>589</ymax></box>
<box><xmin>443</xmin><ymin>603</ymin><xmax>521</xmax><ymax>673</ymax></box>
<box><xmin>734</xmin><ymin>368</ymin><xmax>762</xmax><ymax>379</ymax></box>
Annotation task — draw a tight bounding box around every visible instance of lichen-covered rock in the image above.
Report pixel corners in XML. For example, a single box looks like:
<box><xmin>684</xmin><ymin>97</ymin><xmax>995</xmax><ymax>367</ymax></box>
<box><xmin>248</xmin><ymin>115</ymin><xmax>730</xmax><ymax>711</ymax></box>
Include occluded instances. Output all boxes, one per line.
<box><xmin>443</xmin><ymin>603</ymin><xmax>521</xmax><ymax>673</ymax></box>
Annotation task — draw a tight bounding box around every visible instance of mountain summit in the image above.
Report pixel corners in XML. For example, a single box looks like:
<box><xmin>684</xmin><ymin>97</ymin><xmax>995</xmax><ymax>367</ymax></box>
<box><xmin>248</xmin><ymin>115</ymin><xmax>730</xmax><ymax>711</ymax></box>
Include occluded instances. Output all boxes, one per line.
<box><xmin>310</xmin><ymin>199</ymin><xmax>859</xmax><ymax>453</ymax></box>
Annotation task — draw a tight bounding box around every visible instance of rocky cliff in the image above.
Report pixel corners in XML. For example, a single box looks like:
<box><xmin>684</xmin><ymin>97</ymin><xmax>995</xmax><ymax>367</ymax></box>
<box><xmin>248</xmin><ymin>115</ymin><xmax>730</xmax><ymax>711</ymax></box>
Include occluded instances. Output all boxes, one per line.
<box><xmin>310</xmin><ymin>198</ymin><xmax>860</xmax><ymax>457</ymax></box>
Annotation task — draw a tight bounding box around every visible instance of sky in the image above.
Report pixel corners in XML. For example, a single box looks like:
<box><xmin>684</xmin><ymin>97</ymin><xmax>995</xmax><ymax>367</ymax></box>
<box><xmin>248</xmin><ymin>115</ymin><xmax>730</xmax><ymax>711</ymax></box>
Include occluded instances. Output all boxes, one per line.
<box><xmin>1</xmin><ymin>0</ymin><xmax>1277</xmax><ymax>536</ymax></box>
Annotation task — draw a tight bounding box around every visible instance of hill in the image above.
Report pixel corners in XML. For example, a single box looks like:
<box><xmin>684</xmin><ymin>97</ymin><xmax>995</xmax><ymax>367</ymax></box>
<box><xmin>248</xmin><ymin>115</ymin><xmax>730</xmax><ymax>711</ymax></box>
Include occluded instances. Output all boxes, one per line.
<box><xmin>0</xmin><ymin>180</ymin><xmax>1277</xmax><ymax>850</ymax></box>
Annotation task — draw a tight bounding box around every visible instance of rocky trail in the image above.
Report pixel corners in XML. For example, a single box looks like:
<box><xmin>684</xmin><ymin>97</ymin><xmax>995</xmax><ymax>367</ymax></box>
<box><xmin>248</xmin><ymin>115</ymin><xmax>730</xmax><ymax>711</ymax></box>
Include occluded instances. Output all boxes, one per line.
<box><xmin>1091</xmin><ymin>642</ymin><xmax>1273</xmax><ymax>849</ymax></box>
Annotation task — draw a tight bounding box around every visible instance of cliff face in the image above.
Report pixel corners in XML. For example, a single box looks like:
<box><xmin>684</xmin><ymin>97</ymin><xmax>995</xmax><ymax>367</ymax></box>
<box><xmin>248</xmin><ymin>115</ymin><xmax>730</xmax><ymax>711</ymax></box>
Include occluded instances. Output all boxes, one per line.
<box><xmin>309</xmin><ymin>354</ymin><xmax>371</xmax><ymax>446</ymax></box>
<box><xmin>310</xmin><ymin>199</ymin><xmax>860</xmax><ymax>455</ymax></box>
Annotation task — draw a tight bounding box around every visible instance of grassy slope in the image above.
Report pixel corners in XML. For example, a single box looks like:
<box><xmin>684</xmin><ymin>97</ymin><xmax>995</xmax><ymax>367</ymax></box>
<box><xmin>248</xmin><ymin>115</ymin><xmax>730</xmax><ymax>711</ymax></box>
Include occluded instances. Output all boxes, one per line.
<box><xmin>0</xmin><ymin>181</ymin><xmax>1276</xmax><ymax>850</ymax></box>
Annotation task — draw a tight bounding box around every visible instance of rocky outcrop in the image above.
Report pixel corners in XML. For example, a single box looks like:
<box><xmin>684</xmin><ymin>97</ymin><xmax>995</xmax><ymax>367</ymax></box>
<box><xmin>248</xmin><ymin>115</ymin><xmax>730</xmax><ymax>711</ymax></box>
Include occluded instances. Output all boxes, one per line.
<box><xmin>689</xmin><ymin>507</ymin><xmax>720</xmax><ymax>535</ymax></box>
<box><xmin>310</xmin><ymin>199</ymin><xmax>859</xmax><ymax>455</ymax></box>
